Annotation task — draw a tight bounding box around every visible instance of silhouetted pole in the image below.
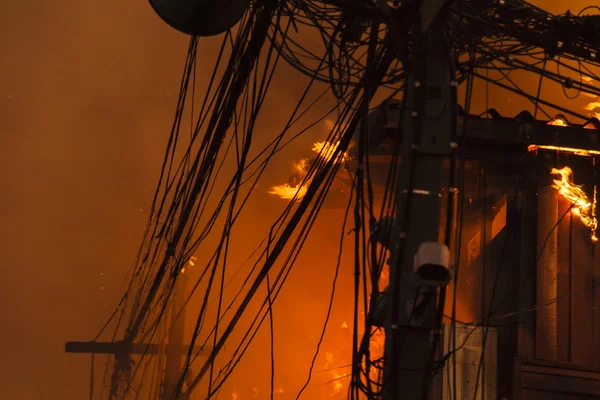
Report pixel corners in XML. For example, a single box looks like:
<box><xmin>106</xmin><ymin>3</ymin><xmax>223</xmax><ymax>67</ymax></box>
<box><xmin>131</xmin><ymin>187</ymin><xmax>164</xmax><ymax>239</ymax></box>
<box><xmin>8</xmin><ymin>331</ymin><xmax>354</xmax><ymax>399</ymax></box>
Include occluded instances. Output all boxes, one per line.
<box><xmin>382</xmin><ymin>3</ymin><xmax>455</xmax><ymax>399</ymax></box>
<box><xmin>162</xmin><ymin>271</ymin><xmax>188</xmax><ymax>400</ymax></box>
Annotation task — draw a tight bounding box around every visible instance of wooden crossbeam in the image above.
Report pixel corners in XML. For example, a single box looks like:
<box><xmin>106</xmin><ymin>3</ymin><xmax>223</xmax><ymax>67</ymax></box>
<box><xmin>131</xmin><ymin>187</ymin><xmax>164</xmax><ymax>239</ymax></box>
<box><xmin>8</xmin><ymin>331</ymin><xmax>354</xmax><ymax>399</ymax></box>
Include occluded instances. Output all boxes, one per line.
<box><xmin>66</xmin><ymin>274</ymin><xmax>200</xmax><ymax>398</ymax></box>
<box><xmin>376</xmin><ymin>100</ymin><xmax>600</xmax><ymax>152</ymax></box>
<box><xmin>65</xmin><ymin>341</ymin><xmax>211</xmax><ymax>356</ymax></box>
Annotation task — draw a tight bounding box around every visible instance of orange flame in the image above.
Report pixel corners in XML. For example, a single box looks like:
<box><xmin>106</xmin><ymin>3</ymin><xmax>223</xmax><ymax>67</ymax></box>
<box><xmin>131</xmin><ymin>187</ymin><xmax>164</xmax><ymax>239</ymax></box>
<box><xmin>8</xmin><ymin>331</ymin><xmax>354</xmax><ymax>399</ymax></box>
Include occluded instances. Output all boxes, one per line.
<box><xmin>551</xmin><ymin>166</ymin><xmax>598</xmax><ymax>241</ymax></box>
<box><xmin>268</xmin><ymin>159</ymin><xmax>310</xmax><ymax>201</ymax></box>
<box><xmin>548</xmin><ymin>118</ymin><xmax>568</xmax><ymax>126</ymax></box>
<box><xmin>312</xmin><ymin>141</ymin><xmax>349</xmax><ymax>163</ymax></box>
<box><xmin>323</xmin><ymin>352</ymin><xmax>349</xmax><ymax>397</ymax></box>
<box><xmin>269</xmin><ymin>139</ymin><xmax>350</xmax><ymax>201</ymax></box>
<box><xmin>331</xmin><ymin>373</ymin><xmax>344</xmax><ymax>395</ymax></box>
<box><xmin>268</xmin><ymin>183</ymin><xmax>308</xmax><ymax>201</ymax></box>
<box><xmin>528</xmin><ymin>144</ymin><xmax>600</xmax><ymax>157</ymax></box>
<box><xmin>378</xmin><ymin>267</ymin><xmax>389</xmax><ymax>292</ymax></box>
<box><xmin>290</xmin><ymin>158</ymin><xmax>309</xmax><ymax>174</ymax></box>
<box><xmin>585</xmin><ymin>101</ymin><xmax>600</xmax><ymax>119</ymax></box>
<box><xmin>369</xmin><ymin>329</ymin><xmax>385</xmax><ymax>353</ymax></box>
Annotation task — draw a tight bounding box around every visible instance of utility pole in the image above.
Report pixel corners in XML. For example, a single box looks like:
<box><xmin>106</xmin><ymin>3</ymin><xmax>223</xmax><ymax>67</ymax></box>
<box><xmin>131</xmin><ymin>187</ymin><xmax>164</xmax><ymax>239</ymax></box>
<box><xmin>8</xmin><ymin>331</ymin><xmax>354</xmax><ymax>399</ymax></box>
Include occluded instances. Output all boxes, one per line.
<box><xmin>66</xmin><ymin>271</ymin><xmax>206</xmax><ymax>399</ymax></box>
<box><xmin>383</xmin><ymin>2</ymin><xmax>455</xmax><ymax>399</ymax></box>
<box><xmin>162</xmin><ymin>270</ymin><xmax>188</xmax><ymax>400</ymax></box>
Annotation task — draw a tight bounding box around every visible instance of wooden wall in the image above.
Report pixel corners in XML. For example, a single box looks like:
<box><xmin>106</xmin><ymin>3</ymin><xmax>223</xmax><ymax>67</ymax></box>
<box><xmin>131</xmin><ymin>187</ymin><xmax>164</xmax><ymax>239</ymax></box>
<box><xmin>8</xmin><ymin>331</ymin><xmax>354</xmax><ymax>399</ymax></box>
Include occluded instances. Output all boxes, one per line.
<box><xmin>533</xmin><ymin>154</ymin><xmax>600</xmax><ymax>366</ymax></box>
<box><xmin>441</xmin><ymin>152</ymin><xmax>600</xmax><ymax>399</ymax></box>
<box><xmin>442</xmin><ymin>158</ymin><xmax>522</xmax><ymax>399</ymax></box>
<box><xmin>513</xmin><ymin>152</ymin><xmax>600</xmax><ymax>399</ymax></box>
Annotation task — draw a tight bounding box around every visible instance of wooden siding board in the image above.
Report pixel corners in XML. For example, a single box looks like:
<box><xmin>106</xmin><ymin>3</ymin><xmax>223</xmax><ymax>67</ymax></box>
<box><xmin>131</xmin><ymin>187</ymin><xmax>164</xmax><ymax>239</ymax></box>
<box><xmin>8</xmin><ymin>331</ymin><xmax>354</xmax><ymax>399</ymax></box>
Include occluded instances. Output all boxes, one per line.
<box><xmin>522</xmin><ymin>365</ymin><xmax>600</xmax><ymax>380</ymax></box>
<box><xmin>536</xmin><ymin>186</ymin><xmax>559</xmax><ymax>360</ymax></box>
<box><xmin>571</xmin><ymin>223</ymin><xmax>594</xmax><ymax>365</ymax></box>
<box><xmin>514</xmin><ymin>358</ymin><xmax>600</xmax><ymax>399</ymax></box>
<box><xmin>521</xmin><ymin>371</ymin><xmax>600</xmax><ymax>395</ymax></box>
<box><xmin>588</xmin><ymin>245</ymin><xmax>600</xmax><ymax>365</ymax></box>
<box><xmin>517</xmin><ymin>153</ymin><xmax>537</xmax><ymax>358</ymax></box>
<box><xmin>522</xmin><ymin>389</ymin><xmax>599</xmax><ymax>400</ymax></box>
<box><xmin>593</xmin><ymin>156</ymin><xmax>600</xmax><ymax>365</ymax></box>
<box><xmin>557</xmin><ymin>197</ymin><xmax>572</xmax><ymax>362</ymax></box>
<box><xmin>569</xmin><ymin>157</ymin><xmax>596</xmax><ymax>365</ymax></box>
<box><xmin>593</xmin><ymin>241</ymin><xmax>600</xmax><ymax>365</ymax></box>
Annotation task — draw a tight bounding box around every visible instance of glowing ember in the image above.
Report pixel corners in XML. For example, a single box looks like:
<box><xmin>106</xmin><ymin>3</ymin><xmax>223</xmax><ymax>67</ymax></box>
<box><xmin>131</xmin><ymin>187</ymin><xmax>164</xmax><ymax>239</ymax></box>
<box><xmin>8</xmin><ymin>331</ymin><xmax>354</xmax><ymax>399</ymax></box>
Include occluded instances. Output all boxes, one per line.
<box><xmin>378</xmin><ymin>267</ymin><xmax>389</xmax><ymax>292</ymax></box>
<box><xmin>548</xmin><ymin>118</ymin><xmax>567</xmax><ymax>126</ymax></box>
<box><xmin>325</xmin><ymin>352</ymin><xmax>335</xmax><ymax>368</ymax></box>
<box><xmin>528</xmin><ymin>144</ymin><xmax>600</xmax><ymax>157</ymax></box>
<box><xmin>341</xmin><ymin>321</ymin><xmax>348</xmax><ymax>329</ymax></box>
<box><xmin>551</xmin><ymin>166</ymin><xmax>598</xmax><ymax>241</ymax></box>
<box><xmin>232</xmin><ymin>389</ymin><xmax>239</xmax><ymax>400</ymax></box>
<box><xmin>331</xmin><ymin>373</ymin><xmax>344</xmax><ymax>395</ymax></box>
<box><xmin>181</xmin><ymin>256</ymin><xmax>197</xmax><ymax>273</ymax></box>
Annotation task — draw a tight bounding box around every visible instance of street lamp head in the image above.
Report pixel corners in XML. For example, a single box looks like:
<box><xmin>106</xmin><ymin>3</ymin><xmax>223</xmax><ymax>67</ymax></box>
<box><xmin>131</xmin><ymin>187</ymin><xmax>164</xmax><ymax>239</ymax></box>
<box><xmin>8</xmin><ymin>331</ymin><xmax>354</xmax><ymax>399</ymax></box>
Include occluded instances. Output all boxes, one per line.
<box><xmin>149</xmin><ymin>0</ymin><xmax>249</xmax><ymax>37</ymax></box>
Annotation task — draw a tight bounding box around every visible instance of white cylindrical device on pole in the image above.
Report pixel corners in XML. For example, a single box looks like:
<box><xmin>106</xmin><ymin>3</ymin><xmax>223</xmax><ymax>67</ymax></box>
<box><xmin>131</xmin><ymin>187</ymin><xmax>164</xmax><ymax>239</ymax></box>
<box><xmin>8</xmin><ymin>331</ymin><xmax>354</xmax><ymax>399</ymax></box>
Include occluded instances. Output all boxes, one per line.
<box><xmin>149</xmin><ymin>0</ymin><xmax>250</xmax><ymax>36</ymax></box>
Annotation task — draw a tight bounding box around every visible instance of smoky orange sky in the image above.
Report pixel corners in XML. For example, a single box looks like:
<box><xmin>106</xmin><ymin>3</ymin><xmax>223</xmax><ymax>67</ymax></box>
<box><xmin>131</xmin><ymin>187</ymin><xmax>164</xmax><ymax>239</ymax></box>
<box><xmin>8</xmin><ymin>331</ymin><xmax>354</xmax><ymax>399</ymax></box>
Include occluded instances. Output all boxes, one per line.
<box><xmin>1</xmin><ymin>0</ymin><xmax>598</xmax><ymax>399</ymax></box>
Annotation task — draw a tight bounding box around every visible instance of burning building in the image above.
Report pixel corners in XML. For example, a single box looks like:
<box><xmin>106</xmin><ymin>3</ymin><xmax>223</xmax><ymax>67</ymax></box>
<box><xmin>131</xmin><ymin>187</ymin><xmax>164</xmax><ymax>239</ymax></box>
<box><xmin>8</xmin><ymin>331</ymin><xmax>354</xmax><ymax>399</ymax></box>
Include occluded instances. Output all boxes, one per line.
<box><xmin>62</xmin><ymin>1</ymin><xmax>600</xmax><ymax>399</ymax></box>
<box><xmin>267</xmin><ymin>100</ymin><xmax>600</xmax><ymax>399</ymax></box>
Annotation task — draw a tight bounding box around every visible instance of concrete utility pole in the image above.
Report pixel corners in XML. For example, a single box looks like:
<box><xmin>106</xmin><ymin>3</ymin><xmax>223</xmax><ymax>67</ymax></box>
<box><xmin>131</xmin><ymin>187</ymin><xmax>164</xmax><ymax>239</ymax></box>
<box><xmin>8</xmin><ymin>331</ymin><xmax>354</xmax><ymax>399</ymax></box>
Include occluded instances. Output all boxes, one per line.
<box><xmin>383</xmin><ymin>2</ymin><xmax>455</xmax><ymax>399</ymax></box>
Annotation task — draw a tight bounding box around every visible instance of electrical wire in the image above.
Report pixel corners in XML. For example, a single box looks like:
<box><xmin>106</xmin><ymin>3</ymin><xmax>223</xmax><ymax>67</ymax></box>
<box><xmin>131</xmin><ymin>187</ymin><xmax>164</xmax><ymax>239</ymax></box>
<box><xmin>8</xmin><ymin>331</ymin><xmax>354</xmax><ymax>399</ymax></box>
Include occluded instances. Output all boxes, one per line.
<box><xmin>87</xmin><ymin>1</ymin><xmax>600</xmax><ymax>399</ymax></box>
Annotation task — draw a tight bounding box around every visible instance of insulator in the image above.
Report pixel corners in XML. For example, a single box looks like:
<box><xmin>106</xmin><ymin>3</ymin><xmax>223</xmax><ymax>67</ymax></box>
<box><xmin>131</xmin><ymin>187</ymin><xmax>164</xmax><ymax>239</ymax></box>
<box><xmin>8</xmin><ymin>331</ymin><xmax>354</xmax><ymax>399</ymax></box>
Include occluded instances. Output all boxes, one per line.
<box><xmin>564</xmin><ymin>77</ymin><xmax>574</xmax><ymax>89</ymax></box>
<box><xmin>149</xmin><ymin>0</ymin><xmax>250</xmax><ymax>37</ymax></box>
